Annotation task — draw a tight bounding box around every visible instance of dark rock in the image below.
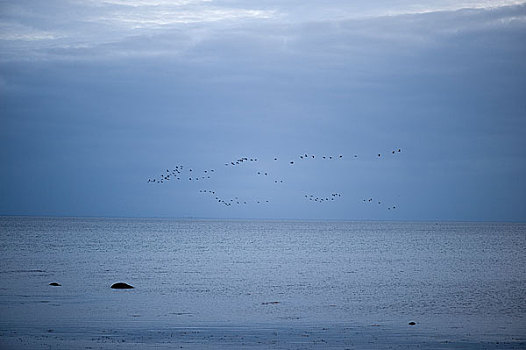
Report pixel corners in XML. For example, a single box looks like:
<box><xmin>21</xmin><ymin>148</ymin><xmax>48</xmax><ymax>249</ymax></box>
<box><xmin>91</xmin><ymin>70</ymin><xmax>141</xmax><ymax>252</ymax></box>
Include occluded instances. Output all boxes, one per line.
<box><xmin>408</xmin><ymin>321</ymin><xmax>416</xmax><ymax>326</ymax></box>
<box><xmin>49</xmin><ymin>282</ymin><xmax>61</xmax><ymax>286</ymax></box>
<box><xmin>111</xmin><ymin>282</ymin><xmax>134</xmax><ymax>289</ymax></box>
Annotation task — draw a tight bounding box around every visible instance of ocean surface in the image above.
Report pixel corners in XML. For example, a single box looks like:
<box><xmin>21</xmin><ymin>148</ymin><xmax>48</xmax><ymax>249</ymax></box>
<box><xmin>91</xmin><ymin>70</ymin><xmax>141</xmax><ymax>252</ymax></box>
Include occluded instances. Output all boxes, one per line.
<box><xmin>0</xmin><ymin>217</ymin><xmax>525</xmax><ymax>349</ymax></box>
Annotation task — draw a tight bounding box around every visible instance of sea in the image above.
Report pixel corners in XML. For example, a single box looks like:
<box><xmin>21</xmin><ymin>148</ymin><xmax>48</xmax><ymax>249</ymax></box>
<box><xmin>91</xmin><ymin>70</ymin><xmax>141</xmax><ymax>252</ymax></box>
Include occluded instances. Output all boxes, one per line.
<box><xmin>0</xmin><ymin>217</ymin><xmax>525</xmax><ymax>349</ymax></box>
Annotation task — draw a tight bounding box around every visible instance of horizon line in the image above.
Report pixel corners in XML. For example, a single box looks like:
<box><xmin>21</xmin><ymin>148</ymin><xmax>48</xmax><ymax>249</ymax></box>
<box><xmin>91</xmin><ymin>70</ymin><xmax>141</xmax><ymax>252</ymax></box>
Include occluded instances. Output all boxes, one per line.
<box><xmin>1</xmin><ymin>214</ymin><xmax>524</xmax><ymax>224</ymax></box>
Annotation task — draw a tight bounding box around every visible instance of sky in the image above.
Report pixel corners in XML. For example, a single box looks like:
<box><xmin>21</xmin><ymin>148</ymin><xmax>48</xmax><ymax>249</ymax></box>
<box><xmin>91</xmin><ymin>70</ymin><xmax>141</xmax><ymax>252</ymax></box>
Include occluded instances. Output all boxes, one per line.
<box><xmin>1</xmin><ymin>0</ymin><xmax>525</xmax><ymax>221</ymax></box>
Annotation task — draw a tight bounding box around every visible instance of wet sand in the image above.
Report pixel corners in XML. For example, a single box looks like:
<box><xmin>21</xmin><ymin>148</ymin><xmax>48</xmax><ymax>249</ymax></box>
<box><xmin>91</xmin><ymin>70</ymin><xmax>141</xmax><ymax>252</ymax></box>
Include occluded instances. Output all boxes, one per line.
<box><xmin>1</xmin><ymin>323</ymin><xmax>525</xmax><ymax>349</ymax></box>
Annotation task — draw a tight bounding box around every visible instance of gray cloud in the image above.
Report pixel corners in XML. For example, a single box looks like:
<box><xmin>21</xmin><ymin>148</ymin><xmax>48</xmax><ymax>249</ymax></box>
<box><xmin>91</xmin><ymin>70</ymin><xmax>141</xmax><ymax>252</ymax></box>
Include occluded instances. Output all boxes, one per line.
<box><xmin>1</xmin><ymin>1</ymin><xmax>525</xmax><ymax>62</ymax></box>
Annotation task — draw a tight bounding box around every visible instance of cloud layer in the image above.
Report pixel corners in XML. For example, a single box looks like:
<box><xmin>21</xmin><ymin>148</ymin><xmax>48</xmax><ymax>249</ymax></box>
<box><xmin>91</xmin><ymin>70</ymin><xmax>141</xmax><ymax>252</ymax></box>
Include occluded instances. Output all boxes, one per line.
<box><xmin>1</xmin><ymin>0</ymin><xmax>525</xmax><ymax>61</ymax></box>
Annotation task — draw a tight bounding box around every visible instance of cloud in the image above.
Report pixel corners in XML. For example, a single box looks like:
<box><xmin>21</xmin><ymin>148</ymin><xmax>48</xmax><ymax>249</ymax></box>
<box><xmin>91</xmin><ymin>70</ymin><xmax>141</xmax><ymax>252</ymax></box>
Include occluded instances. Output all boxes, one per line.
<box><xmin>209</xmin><ymin>0</ymin><xmax>526</xmax><ymax>21</ymax></box>
<box><xmin>84</xmin><ymin>2</ymin><xmax>275</xmax><ymax>28</ymax></box>
<box><xmin>0</xmin><ymin>0</ymin><xmax>275</xmax><ymax>61</ymax></box>
<box><xmin>1</xmin><ymin>1</ymin><xmax>525</xmax><ymax>62</ymax></box>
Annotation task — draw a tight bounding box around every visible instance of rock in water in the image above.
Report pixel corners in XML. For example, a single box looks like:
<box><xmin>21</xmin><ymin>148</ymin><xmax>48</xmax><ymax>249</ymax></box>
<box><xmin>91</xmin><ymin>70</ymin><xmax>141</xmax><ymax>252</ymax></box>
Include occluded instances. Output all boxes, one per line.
<box><xmin>49</xmin><ymin>282</ymin><xmax>61</xmax><ymax>286</ymax></box>
<box><xmin>111</xmin><ymin>282</ymin><xmax>134</xmax><ymax>289</ymax></box>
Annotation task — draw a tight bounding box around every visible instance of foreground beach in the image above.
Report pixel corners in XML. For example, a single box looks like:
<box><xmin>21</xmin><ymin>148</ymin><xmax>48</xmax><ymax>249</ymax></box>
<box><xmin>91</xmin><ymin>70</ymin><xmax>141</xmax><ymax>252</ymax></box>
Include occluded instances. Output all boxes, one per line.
<box><xmin>1</xmin><ymin>218</ymin><xmax>525</xmax><ymax>349</ymax></box>
<box><xmin>2</xmin><ymin>322</ymin><xmax>524</xmax><ymax>349</ymax></box>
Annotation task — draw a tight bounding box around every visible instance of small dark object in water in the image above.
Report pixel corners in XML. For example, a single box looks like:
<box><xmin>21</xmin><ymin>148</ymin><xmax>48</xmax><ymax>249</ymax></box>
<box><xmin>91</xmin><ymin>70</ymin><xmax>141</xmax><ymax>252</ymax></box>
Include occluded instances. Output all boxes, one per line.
<box><xmin>111</xmin><ymin>282</ymin><xmax>134</xmax><ymax>289</ymax></box>
<box><xmin>408</xmin><ymin>321</ymin><xmax>416</xmax><ymax>326</ymax></box>
<box><xmin>262</xmin><ymin>301</ymin><xmax>280</xmax><ymax>305</ymax></box>
<box><xmin>49</xmin><ymin>282</ymin><xmax>61</xmax><ymax>287</ymax></box>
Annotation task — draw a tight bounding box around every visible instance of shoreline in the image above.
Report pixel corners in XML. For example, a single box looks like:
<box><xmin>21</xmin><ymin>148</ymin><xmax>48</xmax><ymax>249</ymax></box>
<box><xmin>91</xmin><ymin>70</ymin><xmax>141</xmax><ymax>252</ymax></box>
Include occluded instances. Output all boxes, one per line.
<box><xmin>1</xmin><ymin>322</ymin><xmax>525</xmax><ymax>349</ymax></box>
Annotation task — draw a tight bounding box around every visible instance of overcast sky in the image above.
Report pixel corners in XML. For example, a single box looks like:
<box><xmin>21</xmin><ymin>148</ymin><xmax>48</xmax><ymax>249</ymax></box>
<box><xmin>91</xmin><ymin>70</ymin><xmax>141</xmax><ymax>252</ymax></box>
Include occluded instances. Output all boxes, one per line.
<box><xmin>1</xmin><ymin>0</ymin><xmax>525</xmax><ymax>221</ymax></box>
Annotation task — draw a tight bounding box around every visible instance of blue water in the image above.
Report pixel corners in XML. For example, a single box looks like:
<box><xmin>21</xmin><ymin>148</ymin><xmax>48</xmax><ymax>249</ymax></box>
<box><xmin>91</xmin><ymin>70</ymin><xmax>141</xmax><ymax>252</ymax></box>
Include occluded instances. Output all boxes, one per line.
<box><xmin>0</xmin><ymin>217</ymin><xmax>525</xmax><ymax>348</ymax></box>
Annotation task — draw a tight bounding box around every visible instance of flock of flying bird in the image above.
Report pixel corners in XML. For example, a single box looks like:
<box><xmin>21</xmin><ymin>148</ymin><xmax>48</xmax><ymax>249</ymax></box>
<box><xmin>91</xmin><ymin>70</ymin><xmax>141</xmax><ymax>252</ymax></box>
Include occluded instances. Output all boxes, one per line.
<box><xmin>146</xmin><ymin>165</ymin><xmax>216</xmax><ymax>183</ymax></box>
<box><xmin>147</xmin><ymin>149</ymin><xmax>402</xmax><ymax>210</ymax></box>
<box><xmin>198</xmin><ymin>189</ymin><xmax>271</xmax><ymax>207</ymax></box>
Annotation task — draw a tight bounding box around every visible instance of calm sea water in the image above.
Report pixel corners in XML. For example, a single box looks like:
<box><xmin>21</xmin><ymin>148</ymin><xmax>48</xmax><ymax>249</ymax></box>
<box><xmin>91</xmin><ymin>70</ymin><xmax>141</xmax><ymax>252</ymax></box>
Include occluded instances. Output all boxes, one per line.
<box><xmin>0</xmin><ymin>217</ymin><xmax>525</xmax><ymax>348</ymax></box>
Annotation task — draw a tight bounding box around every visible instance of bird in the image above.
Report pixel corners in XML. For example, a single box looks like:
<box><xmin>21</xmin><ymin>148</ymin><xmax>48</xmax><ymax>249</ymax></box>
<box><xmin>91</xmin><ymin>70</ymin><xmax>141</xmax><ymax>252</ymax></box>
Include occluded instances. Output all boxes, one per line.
<box><xmin>149</xmin><ymin>149</ymin><xmax>403</xmax><ymax>211</ymax></box>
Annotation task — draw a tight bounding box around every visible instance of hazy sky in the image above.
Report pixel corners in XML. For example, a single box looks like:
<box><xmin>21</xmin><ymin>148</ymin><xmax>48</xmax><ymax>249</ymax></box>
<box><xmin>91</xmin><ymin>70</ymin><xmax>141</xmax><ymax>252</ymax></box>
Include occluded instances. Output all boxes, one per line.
<box><xmin>1</xmin><ymin>0</ymin><xmax>525</xmax><ymax>221</ymax></box>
